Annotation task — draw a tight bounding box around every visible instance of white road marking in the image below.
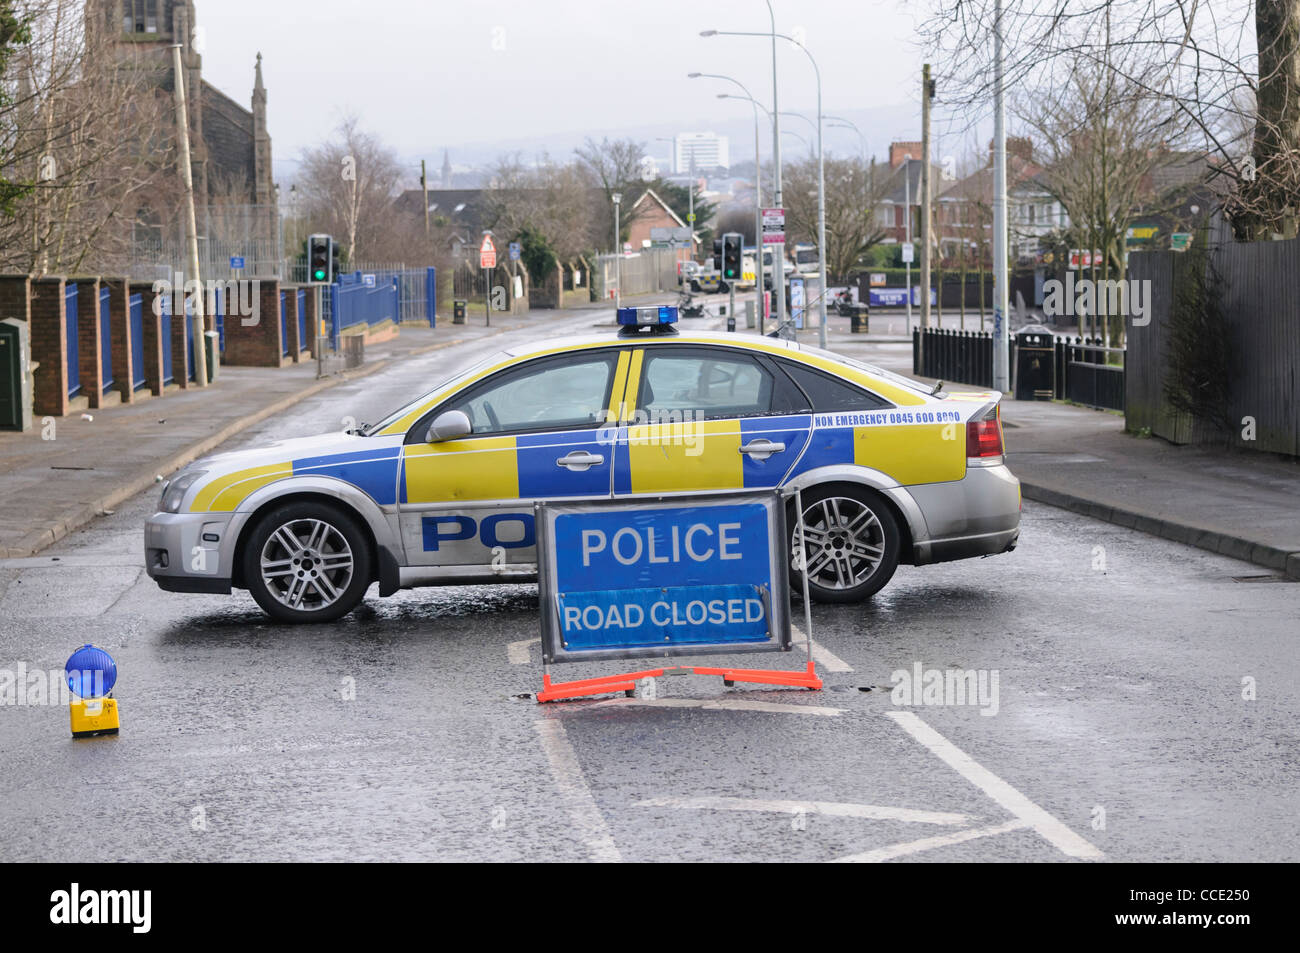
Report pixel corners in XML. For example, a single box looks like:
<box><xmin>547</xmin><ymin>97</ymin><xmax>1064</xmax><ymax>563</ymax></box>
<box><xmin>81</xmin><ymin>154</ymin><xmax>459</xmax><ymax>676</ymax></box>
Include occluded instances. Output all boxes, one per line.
<box><xmin>635</xmin><ymin>795</ymin><xmax>971</xmax><ymax>826</ymax></box>
<box><xmin>886</xmin><ymin>711</ymin><xmax>1104</xmax><ymax>859</ymax></box>
<box><xmin>507</xmin><ymin>637</ymin><xmax>539</xmax><ymax>665</ymax></box>
<box><xmin>592</xmin><ymin>697</ymin><xmax>844</xmax><ymax>717</ymax></box>
<box><xmin>532</xmin><ymin>719</ymin><xmax>621</xmax><ymax>863</ymax></box>
<box><xmin>791</xmin><ymin>624</ymin><xmax>854</xmax><ymax>673</ymax></box>
<box><xmin>831</xmin><ymin>819</ymin><xmax>1033</xmax><ymax>863</ymax></box>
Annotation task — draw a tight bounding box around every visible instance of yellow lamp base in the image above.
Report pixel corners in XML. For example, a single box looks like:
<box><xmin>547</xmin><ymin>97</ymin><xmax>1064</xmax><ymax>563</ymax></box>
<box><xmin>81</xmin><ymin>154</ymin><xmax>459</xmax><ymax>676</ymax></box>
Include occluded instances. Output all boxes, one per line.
<box><xmin>70</xmin><ymin>697</ymin><xmax>120</xmax><ymax>738</ymax></box>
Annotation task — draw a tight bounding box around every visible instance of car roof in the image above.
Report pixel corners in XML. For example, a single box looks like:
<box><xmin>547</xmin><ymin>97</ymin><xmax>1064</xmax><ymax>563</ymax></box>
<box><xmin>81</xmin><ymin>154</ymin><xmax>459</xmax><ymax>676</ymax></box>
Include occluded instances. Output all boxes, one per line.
<box><xmin>502</xmin><ymin>329</ymin><xmax>801</xmax><ymax>359</ymax></box>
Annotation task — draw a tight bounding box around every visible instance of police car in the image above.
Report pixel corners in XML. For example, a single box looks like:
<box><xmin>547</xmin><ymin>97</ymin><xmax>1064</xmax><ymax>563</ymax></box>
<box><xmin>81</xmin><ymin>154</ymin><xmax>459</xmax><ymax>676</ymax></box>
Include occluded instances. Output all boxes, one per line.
<box><xmin>145</xmin><ymin>306</ymin><xmax>1020</xmax><ymax>622</ymax></box>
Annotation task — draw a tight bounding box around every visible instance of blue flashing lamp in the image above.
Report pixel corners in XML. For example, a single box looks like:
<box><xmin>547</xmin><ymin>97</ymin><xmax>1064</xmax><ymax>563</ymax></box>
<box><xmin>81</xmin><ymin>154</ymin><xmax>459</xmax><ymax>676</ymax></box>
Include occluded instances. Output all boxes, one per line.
<box><xmin>65</xmin><ymin>644</ymin><xmax>117</xmax><ymax>699</ymax></box>
<box><xmin>617</xmin><ymin>306</ymin><xmax>679</xmax><ymax>335</ymax></box>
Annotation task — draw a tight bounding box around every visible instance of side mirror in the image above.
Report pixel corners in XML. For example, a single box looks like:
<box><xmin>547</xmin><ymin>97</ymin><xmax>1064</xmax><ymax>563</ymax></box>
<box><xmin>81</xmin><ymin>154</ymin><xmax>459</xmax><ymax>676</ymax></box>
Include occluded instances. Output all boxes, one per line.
<box><xmin>425</xmin><ymin>410</ymin><xmax>472</xmax><ymax>443</ymax></box>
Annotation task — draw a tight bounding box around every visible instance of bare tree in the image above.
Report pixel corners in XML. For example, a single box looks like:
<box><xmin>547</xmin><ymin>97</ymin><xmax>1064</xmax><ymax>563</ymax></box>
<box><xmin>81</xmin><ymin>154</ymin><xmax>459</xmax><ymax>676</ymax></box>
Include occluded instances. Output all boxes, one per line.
<box><xmin>918</xmin><ymin>0</ymin><xmax>1290</xmax><ymax>240</ymax></box>
<box><xmin>0</xmin><ymin>0</ymin><xmax>173</xmax><ymax>274</ymax></box>
<box><xmin>1017</xmin><ymin>53</ymin><xmax>1191</xmax><ymax>345</ymax></box>
<box><xmin>784</xmin><ymin>155</ymin><xmax>891</xmax><ymax>281</ymax></box>
<box><xmin>297</xmin><ymin>116</ymin><xmax>404</xmax><ymax>264</ymax></box>
<box><xmin>574</xmin><ymin>136</ymin><xmax>650</xmax><ymax>248</ymax></box>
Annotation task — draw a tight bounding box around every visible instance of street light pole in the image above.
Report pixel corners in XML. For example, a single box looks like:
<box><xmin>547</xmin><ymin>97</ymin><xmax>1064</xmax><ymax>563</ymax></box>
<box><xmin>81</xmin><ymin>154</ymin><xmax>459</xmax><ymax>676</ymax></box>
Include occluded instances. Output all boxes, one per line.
<box><xmin>992</xmin><ymin>0</ymin><xmax>1010</xmax><ymax>393</ymax></box>
<box><xmin>704</xmin><ymin>22</ymin><xmax>827</xmax><ymax>344</ymax></box>
<box><xmin>693</xmin><ymin>73</ymin><xmax>766</xmax><ymax>329</ymax></box>
<box><xmin>904</xmin><ymin>152</ymin><xmax>913</xmax><ymax>330</ymax></box>
<box><xmin>612</xmin><ymin>192</ymin><xmax>622</xmax><ymax>311</ymax></box>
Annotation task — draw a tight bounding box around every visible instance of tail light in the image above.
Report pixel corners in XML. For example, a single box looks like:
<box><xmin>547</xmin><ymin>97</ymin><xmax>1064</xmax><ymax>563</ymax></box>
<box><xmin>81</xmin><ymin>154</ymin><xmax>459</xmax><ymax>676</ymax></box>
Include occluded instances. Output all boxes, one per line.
<box><xmin>966</xmin><ymin>406</ymin><xmax>1004</xmax><ymax>460</ymax></box>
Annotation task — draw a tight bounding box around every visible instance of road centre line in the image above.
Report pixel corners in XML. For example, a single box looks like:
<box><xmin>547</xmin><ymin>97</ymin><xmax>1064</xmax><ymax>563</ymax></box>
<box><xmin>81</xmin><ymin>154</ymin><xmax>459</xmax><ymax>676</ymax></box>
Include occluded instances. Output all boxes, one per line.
<box><xmin>791</xmin><ymin>625</ymin><xmax>854</xmax><ymax>673</ymax></box>
<box><xmin>635</xmin><ymin>795</ymin><xmax>971</xmax><ymax>826</ymax></box>
<box><xmin>532</xmin><ymin>719</ymin><xmax>621</xmax><ymax>863</ymax></box>
<box><xmin>593</xmin><ymin>697</ymin><xmax>845</xmax><ymax>716</ymax></box>
<box><xmin>832</xmin><ymin>819</ymin><xmax>1033</xmax><ymax>863</ymax></box>
<box><xmin>886</xmin><ymin>711</ymin><xmax>1104</xmax><ymax>860</ymax></box>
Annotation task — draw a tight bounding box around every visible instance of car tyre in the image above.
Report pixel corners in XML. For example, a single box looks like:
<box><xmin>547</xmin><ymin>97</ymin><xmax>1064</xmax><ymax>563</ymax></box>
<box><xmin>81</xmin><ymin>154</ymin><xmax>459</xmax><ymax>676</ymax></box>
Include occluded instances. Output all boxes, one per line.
<box><xmin>787</xmin><ymin>484</ymin><xmax>900</xmax><ymax>603</ymax></box>
<box><xmin>242</xmin><ymin>500</ymin><xmax>372</xmax><ymax>623</ymax></box>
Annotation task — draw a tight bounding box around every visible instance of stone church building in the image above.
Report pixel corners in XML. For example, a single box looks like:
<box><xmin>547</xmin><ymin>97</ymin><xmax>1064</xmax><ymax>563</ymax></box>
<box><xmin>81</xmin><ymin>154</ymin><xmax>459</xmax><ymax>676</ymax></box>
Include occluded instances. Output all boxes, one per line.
<box><xmin>95</xmin><ymin>1</ymin><xmax>278</xmax><ymax>257</ymax></box>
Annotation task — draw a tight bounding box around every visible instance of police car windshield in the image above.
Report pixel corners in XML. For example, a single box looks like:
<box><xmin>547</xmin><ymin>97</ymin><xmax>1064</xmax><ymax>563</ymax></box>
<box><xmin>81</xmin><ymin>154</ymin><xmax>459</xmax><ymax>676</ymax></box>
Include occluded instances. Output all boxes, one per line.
<box><xmin>799</xmin><ymin>345</ymin><xmax>937</xmax><ymax>398</ymax></box>
<box><xmin>361</xmin><ymin>352</ymin><xmax>503</xmax><ymax>435</ymax></box>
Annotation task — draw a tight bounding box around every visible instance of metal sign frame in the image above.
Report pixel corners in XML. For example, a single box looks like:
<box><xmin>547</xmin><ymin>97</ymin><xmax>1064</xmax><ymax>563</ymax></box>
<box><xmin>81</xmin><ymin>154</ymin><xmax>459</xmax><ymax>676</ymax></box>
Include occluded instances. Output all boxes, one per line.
<box><xmin>536</xmin><ymin>491</ymin><xmax>793</xmax><ymax>665</ymax></box>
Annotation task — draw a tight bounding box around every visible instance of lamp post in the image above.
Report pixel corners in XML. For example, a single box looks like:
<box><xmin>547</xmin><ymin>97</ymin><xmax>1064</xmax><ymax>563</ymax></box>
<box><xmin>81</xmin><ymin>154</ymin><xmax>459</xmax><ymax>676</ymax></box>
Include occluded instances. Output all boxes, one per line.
<box><xmin>692</xmin><ymin>73</ymin><xmax>766</xmax><ymax>326</ymax></box>
<box><xmin>612</xmin><ymin>192</ymin><xmax>622</xmax><ymax>310</ymax></box>
<box><xmin>703</xmin><ymin>26</ymin><xmax>826</xmax><ymax>347</ymax></box>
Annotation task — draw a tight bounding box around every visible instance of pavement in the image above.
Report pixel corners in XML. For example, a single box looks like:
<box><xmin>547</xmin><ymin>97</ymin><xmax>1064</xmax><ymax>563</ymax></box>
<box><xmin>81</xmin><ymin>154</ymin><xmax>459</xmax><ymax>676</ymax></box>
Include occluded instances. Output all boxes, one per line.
<box><xmin>0</xmin><ymin>303</ymin><xmax>619</xmax><ymax>559</ymax></box>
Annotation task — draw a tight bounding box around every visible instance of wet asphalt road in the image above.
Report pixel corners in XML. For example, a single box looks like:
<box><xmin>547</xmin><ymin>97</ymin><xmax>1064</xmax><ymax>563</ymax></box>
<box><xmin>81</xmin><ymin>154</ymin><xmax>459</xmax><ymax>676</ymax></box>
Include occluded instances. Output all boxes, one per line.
<box><xmin>2</xmin><ymin>310</ymin><xmax>1298</xmax><ymax>863</ymax></box>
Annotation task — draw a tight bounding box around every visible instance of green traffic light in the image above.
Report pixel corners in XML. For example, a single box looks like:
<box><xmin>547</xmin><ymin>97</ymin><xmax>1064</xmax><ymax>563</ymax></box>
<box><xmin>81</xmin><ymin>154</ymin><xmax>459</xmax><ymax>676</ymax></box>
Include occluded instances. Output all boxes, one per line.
<box><xmin>313</xmin><ymin>269</ymin><xmax>326</xmax><ymax>281</ymax></box>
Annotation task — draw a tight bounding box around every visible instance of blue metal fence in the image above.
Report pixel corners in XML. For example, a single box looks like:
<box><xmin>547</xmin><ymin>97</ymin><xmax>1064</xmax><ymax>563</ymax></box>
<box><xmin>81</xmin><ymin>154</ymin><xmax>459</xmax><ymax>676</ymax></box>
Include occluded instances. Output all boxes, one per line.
<box><xmin>279</xmin><ymin>292</ymin><xmax>289</xmax><ymax>356</ymax></box>
<box><xmin>326</xmin><ymin>267</ymin><xmax>436</xmax><ymax>332</ymax></box>
<box><xmin>184</xmin><ymin>298</ymin><xmax>196</xmax><ymax>381</ymax></box>
<box><xmin>160</xmin><ymin>296</ymin><xmax>173</xmax><ymax>385</ymax></box>
<box><xmin>297</xmin><ymin>288</ymin><xmax>306</xmax><ymax>347</ymax></box>
<box><xmin>99</xmin><ymin>287</ymin><xmax>113</xmax><ymax>394</ymax></box>
<box><xmin>65</xmin><ymin>284</ymin><xmax>80</xmax><ymax>398</ymax></box>
<box><xmin>129</xmin><ymin>293</ymin><xmax>146</xmax><ymax>391</ymax></box>
<box><xmin>214</xmin><ymin>286</ymin><xmax>225</xmax><ymax>354</ymax></box>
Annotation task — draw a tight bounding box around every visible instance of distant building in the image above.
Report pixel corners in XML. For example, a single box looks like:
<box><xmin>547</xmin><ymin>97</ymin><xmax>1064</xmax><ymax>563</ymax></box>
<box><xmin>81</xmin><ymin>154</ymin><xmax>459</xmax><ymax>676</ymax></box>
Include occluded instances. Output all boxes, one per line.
<box><xmin>625</xmin><ymin>189</ymin><xmax>696</xmax><ymax>252</ymax></box>
<box><xmin>674</xmin><ymin>132</ymin><xmax>730</xmax><ymax>174</ymax></box>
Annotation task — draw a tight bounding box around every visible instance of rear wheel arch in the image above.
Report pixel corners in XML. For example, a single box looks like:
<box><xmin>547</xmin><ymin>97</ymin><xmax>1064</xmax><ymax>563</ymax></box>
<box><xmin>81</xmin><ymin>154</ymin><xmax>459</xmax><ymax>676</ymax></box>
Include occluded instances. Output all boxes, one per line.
<box><xmin>784</xmin><ymin>473</ymin><xmax>919</xmax><ymax>565</ymax></box>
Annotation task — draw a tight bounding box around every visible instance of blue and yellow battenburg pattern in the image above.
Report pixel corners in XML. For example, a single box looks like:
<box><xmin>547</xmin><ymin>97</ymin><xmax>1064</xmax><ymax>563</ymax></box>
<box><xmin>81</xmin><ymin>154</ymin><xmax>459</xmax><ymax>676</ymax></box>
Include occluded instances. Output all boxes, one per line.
<box><xmin>189</xmin><ymin>339</ymin><xmax>975</xmax><ymax>514</ymax></box>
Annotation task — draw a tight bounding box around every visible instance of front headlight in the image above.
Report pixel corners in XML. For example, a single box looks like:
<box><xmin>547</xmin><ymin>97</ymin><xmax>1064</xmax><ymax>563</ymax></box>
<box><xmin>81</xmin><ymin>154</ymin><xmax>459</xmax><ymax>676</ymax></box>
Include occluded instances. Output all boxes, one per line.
<box><xmin>159</xmin><ymin>470</ymin><xmax>207</xmax><ymax>513</ymax></box>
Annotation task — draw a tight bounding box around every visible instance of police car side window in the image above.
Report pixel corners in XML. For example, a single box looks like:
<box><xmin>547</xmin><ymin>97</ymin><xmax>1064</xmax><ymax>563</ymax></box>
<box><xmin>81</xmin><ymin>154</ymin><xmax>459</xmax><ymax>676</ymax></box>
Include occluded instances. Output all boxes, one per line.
<box><xmin>640</xmin><ymin>350</ymin><xmax>796</xmax><ymax>420</ymax></box>
<box><xmin>442</xmin><ymin>355</ymin><xmax>616</xmax><ymax>436</ymax></box>
<box><xmin>779</xmin><ymin>361</ymin><xmax>892</xmax><ymax>411</ymax></box>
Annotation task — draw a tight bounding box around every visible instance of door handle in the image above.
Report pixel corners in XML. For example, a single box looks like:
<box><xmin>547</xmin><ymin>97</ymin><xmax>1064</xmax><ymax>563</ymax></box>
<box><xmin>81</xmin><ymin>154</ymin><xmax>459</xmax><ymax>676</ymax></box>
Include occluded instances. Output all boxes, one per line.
<box><xmin>556</xmin><ymin>450</ymin><xmax>605</xmax><ymax>471</ymax></box>
<box><xmin>738</xmin><ymin>438</ymin><xmax>786</xmax><ymax>462</ymax></box>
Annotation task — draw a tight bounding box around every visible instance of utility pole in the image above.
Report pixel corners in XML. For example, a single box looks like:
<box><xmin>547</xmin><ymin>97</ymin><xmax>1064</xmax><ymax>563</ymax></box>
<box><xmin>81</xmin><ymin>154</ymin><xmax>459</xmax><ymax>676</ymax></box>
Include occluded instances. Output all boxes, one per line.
<box><xmin>920</xmin><ymin>63</ymin><xmax>933</xmax><ymax>334</ymax></box>
<box><xmin>612</xmin><ymin>192</ymin><xmax>622</xmax><ymax>310</ymax></box>
<box><xmin>421</xmin><ymin>159</ymin><xmax>429</xmax><ymax>238</ymax></box>
<box><xmin>171</xmin><ymin>44</ymin><xmax>208</xmax><ymax>388</ymax></box>
<box><xmin>767</xmin><ymin>3</ymin><xmax>786</xmax><ymax>335</ymax></box>
<box><xmin>904</xmin><ymin>153</ymin><xmax>913</xmax><ymax>331</ymax></box>
<box><xmin>992</xmin><ymin>0</ymin><xmax>1011</xmax><ymax>393</ymax></box>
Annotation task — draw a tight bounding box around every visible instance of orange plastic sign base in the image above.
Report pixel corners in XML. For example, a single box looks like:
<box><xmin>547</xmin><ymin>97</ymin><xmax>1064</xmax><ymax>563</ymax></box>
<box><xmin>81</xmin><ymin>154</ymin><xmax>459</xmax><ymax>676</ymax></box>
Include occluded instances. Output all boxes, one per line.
<box><xmin>536</xmin><ymin>661</ymin><xmax>822</xmax><ymax>703</ymax></box>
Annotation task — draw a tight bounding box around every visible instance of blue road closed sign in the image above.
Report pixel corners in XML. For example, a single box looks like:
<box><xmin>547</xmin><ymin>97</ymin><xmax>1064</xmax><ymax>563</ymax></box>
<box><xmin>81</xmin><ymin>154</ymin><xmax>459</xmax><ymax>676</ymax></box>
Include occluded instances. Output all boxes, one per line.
<box><xmin>538</xmin><ymin>493</ymin><xmax>792</xmax><ymax>664</ymax></box>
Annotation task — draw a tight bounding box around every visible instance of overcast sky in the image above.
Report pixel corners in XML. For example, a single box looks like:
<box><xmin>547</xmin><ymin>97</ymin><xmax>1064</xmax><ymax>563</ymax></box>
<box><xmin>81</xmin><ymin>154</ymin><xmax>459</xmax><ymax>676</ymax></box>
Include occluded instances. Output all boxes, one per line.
<box><xmin>199</xmin><ymin>0</ymin><xmax>935</xmax><ymax>176</ymax></box>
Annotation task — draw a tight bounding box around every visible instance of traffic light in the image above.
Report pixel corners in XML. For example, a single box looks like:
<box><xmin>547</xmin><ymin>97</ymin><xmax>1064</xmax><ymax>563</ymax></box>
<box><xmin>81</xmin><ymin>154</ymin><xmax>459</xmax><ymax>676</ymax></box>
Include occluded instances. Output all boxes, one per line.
<box><xmin>722</xmin><ymin>232</ymin><xmax>743</xmax><ymax>281</ymax></box>
<box><xmin>712</xmin><ymin>238</ymin><xmax>723</xmax><ymax>273</ymax></box>
<box><xmin>308</xmin><ymin>234</ymin><xmax>334</xmax><ymax>284</ymax></box>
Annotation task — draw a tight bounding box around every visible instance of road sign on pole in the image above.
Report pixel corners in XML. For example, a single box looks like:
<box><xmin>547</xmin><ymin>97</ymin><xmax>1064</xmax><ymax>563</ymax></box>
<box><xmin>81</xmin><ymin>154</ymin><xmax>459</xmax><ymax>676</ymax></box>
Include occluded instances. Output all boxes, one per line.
<box><xmin>508</xmin><ymin>241</ymin><xmax>521</xmax><ymax>261</ymax></box>
<box><xmin>479</xmin><ymin>233</ymin><xmax>497</xmax><ymax>270</ymax></box>
<box><xmin>761</xmin><ymin>207</ymin><xmax>785</xmax><ymax>244</ymax></box>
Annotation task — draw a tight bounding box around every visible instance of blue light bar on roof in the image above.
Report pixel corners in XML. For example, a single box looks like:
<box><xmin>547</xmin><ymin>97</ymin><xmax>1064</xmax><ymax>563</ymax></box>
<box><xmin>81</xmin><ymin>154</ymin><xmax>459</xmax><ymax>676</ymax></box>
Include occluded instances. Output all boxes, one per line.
<box><xmin>617</xmin><ymin>305</ymin><xmax>678</xmax><ymax>327</ymax></box>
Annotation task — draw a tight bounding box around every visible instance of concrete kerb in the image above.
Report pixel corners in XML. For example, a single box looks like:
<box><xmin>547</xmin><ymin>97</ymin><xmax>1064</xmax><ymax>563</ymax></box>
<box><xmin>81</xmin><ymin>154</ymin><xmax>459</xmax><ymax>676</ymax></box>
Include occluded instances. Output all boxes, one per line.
<box><xmin>0</xmin><ymin>331</ymin><xmax>500</xmax><ymax>560</ymax></box>
<box><xmin>1020</xmin><ymin>482</ymin><xmax>1300</xmax><ymax>579</ymax></box>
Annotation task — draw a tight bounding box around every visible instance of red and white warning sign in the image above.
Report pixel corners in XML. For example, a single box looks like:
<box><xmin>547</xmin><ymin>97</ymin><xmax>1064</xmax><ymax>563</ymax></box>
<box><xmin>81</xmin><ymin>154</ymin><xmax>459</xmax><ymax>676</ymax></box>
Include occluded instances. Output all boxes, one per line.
<box><xmin>479</xmin><ymin>233</ymin><xmax>497</xmax><ymax>269</ymax></box>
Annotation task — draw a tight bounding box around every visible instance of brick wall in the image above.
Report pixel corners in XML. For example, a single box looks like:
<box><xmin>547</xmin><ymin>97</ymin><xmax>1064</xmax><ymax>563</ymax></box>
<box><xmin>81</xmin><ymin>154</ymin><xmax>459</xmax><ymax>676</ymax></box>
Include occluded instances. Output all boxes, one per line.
<box><xmin>102</xmin><ymin>279</ymin><xmax>136</xmax><ymax>404</ymax></box>
<box><xmin>70</xmin><ymin>278</ymin><xmax>105</xmax><ymax>408</ymax></box>
<box><xmin>29</xmin><ymin>278</ymin><xmax>68</xmax><ymax>418</ymax></box>
<box><xmin>0</xmin><ymin>274</ymin><xmax>32</xmax><ymax>325</ymax></box>
<box><xmin>222</xmin><ymin>279</ymin><xmax>285</xmax><ymax>367</ymax></box>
